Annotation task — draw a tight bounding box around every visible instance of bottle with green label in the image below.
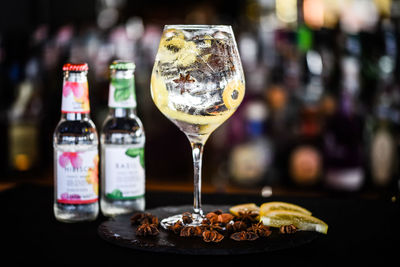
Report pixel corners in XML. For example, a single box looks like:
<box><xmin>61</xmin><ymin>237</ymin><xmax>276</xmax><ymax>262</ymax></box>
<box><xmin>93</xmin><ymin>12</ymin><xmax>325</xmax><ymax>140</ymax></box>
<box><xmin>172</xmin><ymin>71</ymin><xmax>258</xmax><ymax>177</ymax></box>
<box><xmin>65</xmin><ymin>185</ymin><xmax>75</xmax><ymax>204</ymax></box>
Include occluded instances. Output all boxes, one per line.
<box><xmin>100</xmin><ymin>60</ymin><xmax>145</xmax><ymax>216</ymax></box>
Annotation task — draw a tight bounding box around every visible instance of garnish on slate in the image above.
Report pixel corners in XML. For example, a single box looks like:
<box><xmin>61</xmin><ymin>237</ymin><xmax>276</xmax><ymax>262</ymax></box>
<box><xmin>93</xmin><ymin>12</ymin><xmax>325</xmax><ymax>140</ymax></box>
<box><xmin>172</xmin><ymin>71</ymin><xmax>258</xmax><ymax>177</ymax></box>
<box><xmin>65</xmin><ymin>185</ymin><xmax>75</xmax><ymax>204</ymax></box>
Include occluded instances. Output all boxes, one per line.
<box><xmin>248</xmin><ymin>222</ymin><xmax>272</xmax><ymax>237</ymax></box>
<box><xmin>236</xmin><ymin>210</ymin><xmax>259</xmax><ymax>224</ymax></box>
<box><xmin>165</xmin><ymin>210</ymin><xmax>270</xmax><ymax>243</ymax></box>
<box><xmin>130</xmin><ymin>212</ymin><xmax>159</xmax><ymax>237</ymax></box>
<box><xmin>202</xmin><ymin>230</ymin><xmax>224</xmax><ymax>243</ymax></box>
<box><xmin>230</xmin><ymin>231</ymin><xmax>259</xmax><ymax>241</ymax></box>
<box><xmin>136</xmin><ymin>223</ymin><xmax>159</xmax><ymax>237</ymax></box>
<box><xmin>130</xmin><ymin>201</ymin><xmax>327</xmax><ymax>242</ymax></box>
<box><xmin>130</xmin><ymin>212</ymin><xmax>159</xmax><ymax>226</ymax></box>
<box><xmin>279</xmin><ymin>224</ymin><xmax>298</xmax><ymax>234</ymax></box>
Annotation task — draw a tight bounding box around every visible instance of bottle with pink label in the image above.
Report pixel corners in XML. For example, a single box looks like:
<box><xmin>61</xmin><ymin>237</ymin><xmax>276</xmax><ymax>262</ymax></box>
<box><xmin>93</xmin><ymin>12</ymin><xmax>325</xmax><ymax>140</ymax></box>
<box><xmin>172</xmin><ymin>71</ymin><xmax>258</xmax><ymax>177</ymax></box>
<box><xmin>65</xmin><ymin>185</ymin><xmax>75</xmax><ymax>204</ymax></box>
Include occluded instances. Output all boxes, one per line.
<box><xmin>53</xmin><ymin>63</ymin><xmax>99</xmax><ymax>222</ymax></box>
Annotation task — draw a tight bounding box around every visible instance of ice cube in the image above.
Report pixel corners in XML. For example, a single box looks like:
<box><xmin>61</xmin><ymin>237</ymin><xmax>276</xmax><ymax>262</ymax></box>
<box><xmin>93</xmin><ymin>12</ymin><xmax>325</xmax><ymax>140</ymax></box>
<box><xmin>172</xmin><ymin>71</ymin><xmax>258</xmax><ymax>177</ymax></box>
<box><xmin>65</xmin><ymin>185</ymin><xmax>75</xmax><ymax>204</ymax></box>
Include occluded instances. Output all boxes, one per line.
<box><xmin>212</xmin><ymin>30</ymin><xmax>231</xmax><ymax>40</ymax></box>
<box><xmin>164</xmin><ymin>28</ymin><xmax>185</xmax><ymax>39</ymax></box>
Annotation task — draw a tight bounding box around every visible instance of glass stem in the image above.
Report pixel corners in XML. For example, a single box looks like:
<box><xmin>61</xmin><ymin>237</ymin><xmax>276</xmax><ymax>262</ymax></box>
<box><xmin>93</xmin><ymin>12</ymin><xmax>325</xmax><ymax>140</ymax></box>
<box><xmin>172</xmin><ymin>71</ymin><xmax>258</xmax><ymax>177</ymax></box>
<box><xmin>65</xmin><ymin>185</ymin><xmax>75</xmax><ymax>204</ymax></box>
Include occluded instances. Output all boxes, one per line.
<box><xmin>191</xmin><ymin>142</ymin><xmax>204</xmax><ymax>217</ymax></box>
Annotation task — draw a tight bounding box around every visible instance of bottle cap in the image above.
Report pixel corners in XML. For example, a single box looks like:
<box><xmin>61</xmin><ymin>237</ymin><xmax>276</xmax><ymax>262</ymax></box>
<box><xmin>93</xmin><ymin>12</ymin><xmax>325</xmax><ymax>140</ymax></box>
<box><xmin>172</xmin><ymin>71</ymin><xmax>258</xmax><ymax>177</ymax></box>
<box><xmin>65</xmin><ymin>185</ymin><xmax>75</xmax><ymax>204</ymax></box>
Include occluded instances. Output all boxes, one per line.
<box><xmin>62</xmin><ymin>63</ymin><xmax>89</xmax><ymax>72</ymax></box>
<box><xmin>109</xmin><ymin>60</ymin><xmax>136</xmax><ymax>71</ymax></box>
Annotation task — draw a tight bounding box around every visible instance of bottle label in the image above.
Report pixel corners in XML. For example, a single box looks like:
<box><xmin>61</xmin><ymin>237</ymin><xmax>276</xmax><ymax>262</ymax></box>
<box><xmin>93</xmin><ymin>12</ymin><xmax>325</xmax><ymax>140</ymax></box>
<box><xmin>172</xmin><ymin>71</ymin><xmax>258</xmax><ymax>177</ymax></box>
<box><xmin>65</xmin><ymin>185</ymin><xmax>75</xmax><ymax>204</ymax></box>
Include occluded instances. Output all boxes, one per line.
<box><xmin>56</xmin><ymin>149</ymin><xmax>99</xmax><ymax>204</ymax></box>
<box><xmin>108</xmin><ymin>77</ymin><xmax>137</xmax><ymax>108</ymax></box>
<box><xmin>61</xmin><ymin>81</ymin><xmax>90</xmax><ymax>113</ymax></box>
<box><xmin>104</xmin><ymin>145</ymin><xmax>145</xmax><ymax>200</ymax></box>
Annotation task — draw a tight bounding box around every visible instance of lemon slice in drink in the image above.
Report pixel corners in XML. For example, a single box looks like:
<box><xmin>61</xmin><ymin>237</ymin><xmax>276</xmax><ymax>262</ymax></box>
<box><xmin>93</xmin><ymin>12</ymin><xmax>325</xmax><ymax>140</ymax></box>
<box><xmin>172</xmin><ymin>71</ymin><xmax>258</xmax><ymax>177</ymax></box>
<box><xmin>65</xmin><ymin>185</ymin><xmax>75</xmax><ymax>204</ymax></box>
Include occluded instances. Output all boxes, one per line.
<box><xmin>222</xmin><ymin>79</ymin><xmax>245</xmax><ymax>110</ymax></box>
<box><xmin>158</xmin><ymin>29</ymin><xmax>186</xmax><ymax>62</ymax></box>
<box><xmin>177</xmin><ymin>41</ymin><xmax>199</xmax><ymax>67</ymax></box>
<box><xmin>150</xmin><ymin>74</ymin><xmax>169</xmax><ymax>107</ymax></box>
<box><xmin>229</xmin><ymin>203</ymin><xmax>260</xmax><ymax>217</ymax></box>
<box><xmin>260</xmin><ymin>202</ymin><xmax>312</xmax><ymax>216</ymax></box>
<box><xmin>260</xmin><ymin>210</ymin><xmax>328</xmax><ymax>234</ymax></box>
<box><xmin>151</xmin><ymin>74</ymin><xmax>235</xmax><ymax>125</ymax></box>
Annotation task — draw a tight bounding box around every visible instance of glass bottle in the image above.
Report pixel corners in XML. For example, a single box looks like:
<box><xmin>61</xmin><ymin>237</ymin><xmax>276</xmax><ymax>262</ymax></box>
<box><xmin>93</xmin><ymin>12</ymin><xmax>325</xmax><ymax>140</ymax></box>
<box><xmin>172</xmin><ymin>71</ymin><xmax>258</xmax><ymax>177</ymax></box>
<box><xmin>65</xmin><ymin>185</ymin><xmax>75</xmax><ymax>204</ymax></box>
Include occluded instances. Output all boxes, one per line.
<box><xmin>228</xmin><ymin>100</ymin><xmax>273</xmax><ymax>187</ymax></box>
<box><xmin>8</xmin><ymin>58</ymin><xmax>42</xmax><ymax>174</ymax></box>
<box><xmin>323</xmin><ymin>34</ymin><xmax>365</xmax><ymax>191</ymax></box>
<box><xmin>100</xmin><ymin>60</ymin><xmax>145</xmax><ymax>216</ymax></box>
<box><xmin>367</xmin><ymin>18</ymin><xmax>400</xmax><ymax>189</ymax></box>
<box><xmin>53</xmin><ymin>63</ymin><xmax>99</xmax><ymax>222</ymax></box>
<box><xmin>288</xmin><ymin>47</ymin><xmax>324</xmax><ymax>188</ymax></box>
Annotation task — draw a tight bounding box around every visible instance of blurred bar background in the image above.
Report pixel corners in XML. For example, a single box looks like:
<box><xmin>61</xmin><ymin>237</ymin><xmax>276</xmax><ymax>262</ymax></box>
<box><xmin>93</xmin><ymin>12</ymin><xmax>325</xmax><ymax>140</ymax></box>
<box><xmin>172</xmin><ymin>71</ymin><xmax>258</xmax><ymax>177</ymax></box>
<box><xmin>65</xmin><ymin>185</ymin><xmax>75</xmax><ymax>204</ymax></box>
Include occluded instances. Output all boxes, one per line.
<box><xmin>1</xmin><ymin>0</ymin><xmax>400</xmax><ymax>197</ymax></box>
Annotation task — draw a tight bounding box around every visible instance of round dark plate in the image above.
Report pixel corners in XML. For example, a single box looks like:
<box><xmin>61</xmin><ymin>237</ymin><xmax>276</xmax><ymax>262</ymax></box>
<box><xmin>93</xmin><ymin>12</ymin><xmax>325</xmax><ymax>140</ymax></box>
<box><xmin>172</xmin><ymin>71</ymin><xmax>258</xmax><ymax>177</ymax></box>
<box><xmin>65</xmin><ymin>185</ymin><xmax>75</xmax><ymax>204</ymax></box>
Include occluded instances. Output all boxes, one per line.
<box><xmin>97</xmin><ymin>204</ymin><xmax>320</xmax><ymax>255</ymax></box>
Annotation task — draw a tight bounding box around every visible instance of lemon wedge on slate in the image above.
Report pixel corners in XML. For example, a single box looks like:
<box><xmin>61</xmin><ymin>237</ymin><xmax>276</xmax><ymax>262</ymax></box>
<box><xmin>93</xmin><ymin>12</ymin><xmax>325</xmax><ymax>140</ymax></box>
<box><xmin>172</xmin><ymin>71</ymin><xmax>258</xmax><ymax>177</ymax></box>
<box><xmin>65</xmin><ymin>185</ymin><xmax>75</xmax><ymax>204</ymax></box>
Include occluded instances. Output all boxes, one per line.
<box><xmin>260</xmin><ymin>210</ymin><xmax>328</xmax><ymax>234</ymax></box>
<box><xmin>260</xmin><ymin>202</ymin><xmax>312</xmax><ymax>216</ymax></box>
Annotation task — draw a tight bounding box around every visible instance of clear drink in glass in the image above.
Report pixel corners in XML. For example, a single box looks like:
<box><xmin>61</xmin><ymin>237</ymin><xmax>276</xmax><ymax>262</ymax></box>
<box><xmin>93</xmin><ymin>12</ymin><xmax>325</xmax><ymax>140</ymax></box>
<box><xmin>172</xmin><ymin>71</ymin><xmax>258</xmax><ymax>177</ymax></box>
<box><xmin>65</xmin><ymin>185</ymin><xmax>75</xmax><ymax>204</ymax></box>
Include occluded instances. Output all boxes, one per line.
<box><xmin>151</xmin><ymin>25</ymin><xmax>245</xmax><ymax>227</ymax></box>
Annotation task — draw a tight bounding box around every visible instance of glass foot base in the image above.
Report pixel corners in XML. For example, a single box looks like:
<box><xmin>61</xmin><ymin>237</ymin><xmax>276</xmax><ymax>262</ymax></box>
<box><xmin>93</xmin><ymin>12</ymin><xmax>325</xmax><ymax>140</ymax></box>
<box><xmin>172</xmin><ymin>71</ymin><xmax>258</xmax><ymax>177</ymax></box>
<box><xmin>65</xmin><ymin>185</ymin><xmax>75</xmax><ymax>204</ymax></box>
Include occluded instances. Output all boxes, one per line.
<box><xmin>160</xmin><ymin>213</ymin><xmax>204</xmax><ymax>229</ymax></box>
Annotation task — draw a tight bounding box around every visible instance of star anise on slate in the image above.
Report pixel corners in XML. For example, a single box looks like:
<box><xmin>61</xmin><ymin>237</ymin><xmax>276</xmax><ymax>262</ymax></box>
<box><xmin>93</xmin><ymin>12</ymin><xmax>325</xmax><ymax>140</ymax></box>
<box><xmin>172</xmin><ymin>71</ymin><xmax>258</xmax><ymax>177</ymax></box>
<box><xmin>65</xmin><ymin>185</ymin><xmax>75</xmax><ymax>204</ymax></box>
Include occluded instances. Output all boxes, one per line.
<box><xmin>205</xmin><ymin>211</ymin><xmax>234</xmax><ymax>226</ymax></box>
<box><xmin>226</xmin><ymin>220</ymin><xmax>248</xmax><ymax>233</ymax></box>
<box><xmin>279</xmin><ymin>224</ymin><xmax>297</xmax><ymax>234</ymax></box>
<box><xmin>236</xmin><ymin>210</ymin><xmax>259</xmax><ymax>224</ymax></box>
<box><xmin>248</xmin><ymin>222</ymin><xmax>272</xmax><ymax>237</ymax></box>
<box><xmin>230</xmin><ymin>231</ymin><xmax>259</xmax><ymax>241</ymax></box>
<box><xmin>193</xmin><ymin>226</ymin><xmax>205</xmax><ymax>237</ymax></box>
<box><xmin>173</xmin><ymin>73</ymin><xmax>195</xmax><ymax>94</ymax></box>
<box><xmin>168</xmin><ymin>220</ymin><xmax>184</xmax><ymax>234</ymax></box>
<box><xmin>202</xmin><ymin>221</ymin><xmax>223</xmax><ymax>232</ymax></box>
<box><xmin>136</xmin><ymin>223</ymin><xmax>159</xmax><ymax>237</ymax></box>
<box><xmin>211</xmin><ymin>209</ymin><xmax>223</xmax><ymax>215</ymax></box>
<box><xmin>179</xmin><ymin>226</ymin><xmax>195</xmax><ymax>237</ymax></box>
<box><xmin>180</xmin><ymin>226</ymin><xmax>204</xmax><ymax>237</ymax></box>
<box><xmin>130</xmin><ymin>212</ymin><xmax>159</xmax><ymax>226</ymax></box>
<box><xmin>202</xmin><ymin>230</ymin><xmax>224</xmax><ymax>243</ymax></box>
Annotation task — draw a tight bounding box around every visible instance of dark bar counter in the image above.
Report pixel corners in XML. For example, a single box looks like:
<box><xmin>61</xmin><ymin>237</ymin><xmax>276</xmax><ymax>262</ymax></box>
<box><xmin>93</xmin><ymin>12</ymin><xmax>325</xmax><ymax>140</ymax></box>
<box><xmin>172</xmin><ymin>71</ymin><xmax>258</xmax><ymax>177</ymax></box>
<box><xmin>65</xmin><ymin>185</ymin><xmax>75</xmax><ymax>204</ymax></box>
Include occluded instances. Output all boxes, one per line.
<box><xmin>1</xmin><ymin>183</ymin><xmax>399</xmax><ymax>265</ymax></box>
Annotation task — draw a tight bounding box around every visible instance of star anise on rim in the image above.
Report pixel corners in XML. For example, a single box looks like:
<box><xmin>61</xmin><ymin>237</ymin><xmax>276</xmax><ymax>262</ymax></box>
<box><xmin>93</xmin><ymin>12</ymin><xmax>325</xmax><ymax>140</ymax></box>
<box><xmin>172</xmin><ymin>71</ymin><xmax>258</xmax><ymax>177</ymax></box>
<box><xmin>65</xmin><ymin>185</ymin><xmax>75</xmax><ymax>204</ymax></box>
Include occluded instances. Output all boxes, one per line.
<box><xmin>181</xmin><ymin>212</ymin><xmax>193</xmax><ymax>224</ymax></box>
<box><xmin>173</xmin><ymin>73</ymin><xmax>195</xmax><ymax>94</ymax></box>
<box><xmin>247</xmin><ymin>222</ymin><xmax>272</xmax><ymax>237</ymax></box>
<box><xmin>168</xmin><ymin>220</ymin><xmax>184</xmax><ymax>234</ymax></box>
<box><xmin>136</xmin><ymin>223</ymin><xmax>159</xmax><ymax>237</ymax></box>
<box><xmin>230</xmin><ymin>231</ymin><xmax>259</xmax><ymax>241</ymax></box>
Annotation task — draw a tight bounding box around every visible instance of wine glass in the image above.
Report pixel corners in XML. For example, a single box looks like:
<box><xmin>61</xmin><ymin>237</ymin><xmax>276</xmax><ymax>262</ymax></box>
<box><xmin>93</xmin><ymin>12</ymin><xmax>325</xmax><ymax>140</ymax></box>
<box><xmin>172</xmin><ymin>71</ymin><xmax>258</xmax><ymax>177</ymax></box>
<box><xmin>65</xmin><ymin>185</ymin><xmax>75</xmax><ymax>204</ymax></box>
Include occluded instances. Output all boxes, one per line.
<box><xmin>150</xmin><ymin>25</ymin><xmax>245</xmax><ymax>227</ymax></box>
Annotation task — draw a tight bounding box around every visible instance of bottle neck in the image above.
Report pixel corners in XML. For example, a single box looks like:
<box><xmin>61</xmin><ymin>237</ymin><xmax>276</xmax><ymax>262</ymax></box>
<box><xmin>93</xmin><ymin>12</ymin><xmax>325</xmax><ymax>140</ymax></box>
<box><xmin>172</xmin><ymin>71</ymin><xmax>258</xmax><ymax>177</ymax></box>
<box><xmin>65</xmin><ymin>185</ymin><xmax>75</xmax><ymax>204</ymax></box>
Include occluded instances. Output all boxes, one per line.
<box><xmin>62</xmin><ymin>112</ymin><xmax>91</xmax><ymax>121</ymax></box>
<box><xmin>61</xmin><ymin>71</ymin><xmax>90</xmax><ymax>114</ymax></box>
<box><xmin>109</xmin><ymin>107</ymin><xmax>136</xmax><ymax>118</ymax></box>
<box><xmin>108</xmin><ymin>69</ymin><xmax>137</xmax><ymax>109</ymax></box>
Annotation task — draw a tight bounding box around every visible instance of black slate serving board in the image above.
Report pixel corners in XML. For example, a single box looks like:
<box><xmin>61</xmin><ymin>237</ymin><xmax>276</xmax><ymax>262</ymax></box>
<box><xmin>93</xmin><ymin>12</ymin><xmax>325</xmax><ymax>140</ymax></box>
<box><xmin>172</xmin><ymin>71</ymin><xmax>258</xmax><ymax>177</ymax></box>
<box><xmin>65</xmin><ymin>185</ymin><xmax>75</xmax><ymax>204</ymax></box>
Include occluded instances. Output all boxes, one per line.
<box><xmin>98</xmin><ymin>205</ymin><xmax>320</xmax><ymax>255</ymax></box>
